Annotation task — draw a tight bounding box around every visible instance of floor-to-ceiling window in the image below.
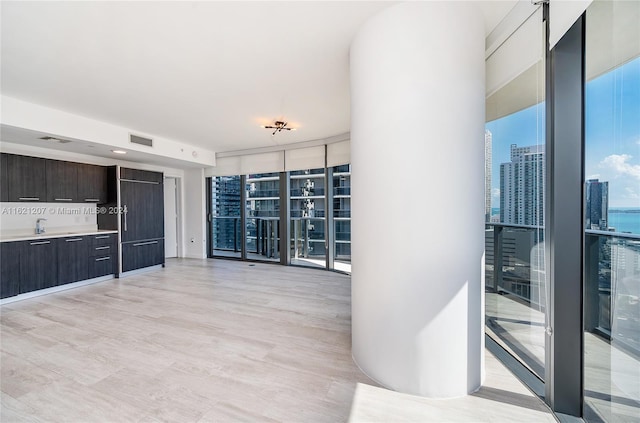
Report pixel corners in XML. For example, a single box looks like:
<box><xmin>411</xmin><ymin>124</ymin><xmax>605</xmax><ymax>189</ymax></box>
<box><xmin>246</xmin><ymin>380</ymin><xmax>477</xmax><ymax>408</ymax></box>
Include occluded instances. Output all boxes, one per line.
<box><xmin>583</xmin><ymin>1</ymin><xmax>640</xmax><ymax>421</ymax></box>
<box><xmin>246</xmin><ymin>173</ymin><xmax>281</xmax><ymax>262</ymax></box>
<box><xmin>206</xmin><ymin>156</ymin><xmax>351</xmax><ymax>273</ymax></box>
<box><xmin>484</xmin><ymin>6</ymin><xmax>547</xmax><ymax>381</ymax></box>
<box><xmin>210</xmin><ymin>176</ymin><xmax>242</xmax><ymax>258</ymax></box>
<box><xmin>332</xmin><ymin>164</ymin><xmax>351</xmax><ymax>273</ymax></box>
<box><xmin>290</xmin><ymin>168</ymin><xmax>326</xmax><ymax>269</ymax></box>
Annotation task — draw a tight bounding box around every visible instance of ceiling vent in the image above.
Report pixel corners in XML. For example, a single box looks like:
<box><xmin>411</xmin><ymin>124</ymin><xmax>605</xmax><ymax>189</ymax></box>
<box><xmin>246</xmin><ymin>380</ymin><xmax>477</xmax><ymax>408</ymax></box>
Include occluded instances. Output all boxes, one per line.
<box><xmin>129</xmin><ymin>134</ymin><xmax>153</xmax><ymax>147</ymax></box>
<box><xmin>40</xmin><ymin>136</ymin><xmax>72</xmax><ymax>144</ymax></box>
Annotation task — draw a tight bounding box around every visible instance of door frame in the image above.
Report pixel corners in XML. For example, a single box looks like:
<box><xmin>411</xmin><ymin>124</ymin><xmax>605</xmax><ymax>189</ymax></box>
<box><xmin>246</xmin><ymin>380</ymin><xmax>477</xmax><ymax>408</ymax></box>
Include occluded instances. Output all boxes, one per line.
<box><xmin>164</xmin><ymin>176</ymin><xmax>182</xmax><ymax>258</ymax></box>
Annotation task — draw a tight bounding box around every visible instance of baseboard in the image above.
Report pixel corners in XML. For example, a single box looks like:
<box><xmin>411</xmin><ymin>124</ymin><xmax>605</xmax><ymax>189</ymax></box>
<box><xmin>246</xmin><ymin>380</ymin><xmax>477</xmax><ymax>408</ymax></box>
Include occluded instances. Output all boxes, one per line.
<box><xmin>0</xmin><ymin>275</ymin><xmax>115</xmax><ymax>305</ymax></box>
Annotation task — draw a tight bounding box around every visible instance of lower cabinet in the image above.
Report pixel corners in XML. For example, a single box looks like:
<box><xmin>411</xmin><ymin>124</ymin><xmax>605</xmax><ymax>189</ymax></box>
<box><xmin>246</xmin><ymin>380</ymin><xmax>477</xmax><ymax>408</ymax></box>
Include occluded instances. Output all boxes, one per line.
<box><xmin>21</xmin><ymin>239</ymin><xmax>58</xmax><ymax>293</ymax></box>
<box><xmin>89</xmin><ymin>233</ymin><xmax>116</xmax><ymax>278</ymax></box>
<box><xmin>0</xmin><ymin>232</ymin><xmax>118</xmax><ymax>299</ymax></box>
<box><xmin>121</xmin><ymin>239</ymin><xmax>164</xmax><ymax>272</ymax></box>
<box><xmin>57</xmin><ymin>236</ymin><xmax>90</xmax><ymax>285</ymax></box>
<box><xmin>1</xmin><ymin>242</ymin><xmax>21</xmax><ymax>299</ymax></box>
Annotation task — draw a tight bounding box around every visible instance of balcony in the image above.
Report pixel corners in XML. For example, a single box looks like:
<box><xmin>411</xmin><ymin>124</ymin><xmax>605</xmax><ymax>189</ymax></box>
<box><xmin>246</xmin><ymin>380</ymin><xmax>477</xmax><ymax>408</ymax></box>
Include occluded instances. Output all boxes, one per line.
<box><xmin>486</xmin><ymin>223</ymin><xmax>640</xmax><ymax>421</ymax></box>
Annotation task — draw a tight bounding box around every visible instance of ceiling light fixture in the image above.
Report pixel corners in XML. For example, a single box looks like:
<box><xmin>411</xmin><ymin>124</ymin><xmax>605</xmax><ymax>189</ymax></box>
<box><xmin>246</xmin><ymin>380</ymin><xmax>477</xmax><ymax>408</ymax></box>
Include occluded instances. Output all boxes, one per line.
<box><xmin>262</xmin><ymin>121</ymin><xmax>296</xmax><ymax>135</ymax></box>
<box><xmin>111</xmin><ymin>149</ymin><xmax>127</xmax><ymax>155</ymax></box>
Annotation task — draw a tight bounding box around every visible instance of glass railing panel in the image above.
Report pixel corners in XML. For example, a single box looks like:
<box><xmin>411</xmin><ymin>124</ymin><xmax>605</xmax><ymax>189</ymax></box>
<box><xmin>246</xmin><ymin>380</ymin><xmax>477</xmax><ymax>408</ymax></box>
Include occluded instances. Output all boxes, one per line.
<box><xmin>290</xmin><ymin>218</ymin><xmax>326</xmax><ymax>269</ymax></box>
<box><xmin>485</xmin><ymin>224</ymin><xmax>546</xmax><ymax>379</ymax></box>
<box><xmin>334</xmin><ymin>218</ymin><xmax>351</xmax><ymax>273</ymax></box>
<box><xmin>212</xmin><ymin>216</ymin><xmax>241</xmax><ymax>258</ymax></box>
<box><xmin>245</xmin><ymin>217</ymin><xmax>280</xmax><ymax>261</ymax></box>
<box><xmin>584</xmin><ymin>231</ymin><xmax>640</xmax><ymax>422</ymax></box>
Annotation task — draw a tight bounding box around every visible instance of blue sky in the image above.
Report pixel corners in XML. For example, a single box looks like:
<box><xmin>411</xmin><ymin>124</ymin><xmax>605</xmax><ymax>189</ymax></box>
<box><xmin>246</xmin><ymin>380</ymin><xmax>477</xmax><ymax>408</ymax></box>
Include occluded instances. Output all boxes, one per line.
<box><xmin>486</xmin><ymin>56</ymin><xmax>640</xmax><ymax>209</ymax></box>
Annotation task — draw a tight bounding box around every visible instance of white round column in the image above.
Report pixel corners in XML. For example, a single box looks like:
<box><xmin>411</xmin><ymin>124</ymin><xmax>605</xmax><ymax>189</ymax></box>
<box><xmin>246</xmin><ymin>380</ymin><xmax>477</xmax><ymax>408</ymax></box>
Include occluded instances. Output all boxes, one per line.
<box><xmin>350</xmin><ymin>2</ymin><xmax>486</xmax><ymax>398</ymax></box>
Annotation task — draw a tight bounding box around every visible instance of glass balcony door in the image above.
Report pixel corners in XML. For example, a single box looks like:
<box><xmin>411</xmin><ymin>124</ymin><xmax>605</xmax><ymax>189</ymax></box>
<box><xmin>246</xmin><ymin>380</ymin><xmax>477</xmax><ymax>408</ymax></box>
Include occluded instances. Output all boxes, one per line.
<box><xmin>245</xmin><ymin>173</ymin><xmax>281</xmax><ymax>262</ymax></box>
<box><xmin>210</xmin><ymin>176</ymin><xmax>242</xmax><ymax>258</ymax></box>
<box><xmin>290</xmin><ymin>169</ymin><xmax>327</xmax><ymax>269</ymax></box>
<box><xmin>332</xmin><ymin>165</ymin><xmax>351</xmax><ymax>274</ymax></box>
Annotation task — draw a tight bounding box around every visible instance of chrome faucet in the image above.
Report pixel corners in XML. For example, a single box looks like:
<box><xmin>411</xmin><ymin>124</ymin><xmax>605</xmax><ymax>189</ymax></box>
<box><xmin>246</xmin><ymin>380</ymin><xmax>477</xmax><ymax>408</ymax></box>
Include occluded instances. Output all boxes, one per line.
<box><xmin>35</xmin><ymin>218</ymin><xmax>47</xmax><ymax>235</ymax></box>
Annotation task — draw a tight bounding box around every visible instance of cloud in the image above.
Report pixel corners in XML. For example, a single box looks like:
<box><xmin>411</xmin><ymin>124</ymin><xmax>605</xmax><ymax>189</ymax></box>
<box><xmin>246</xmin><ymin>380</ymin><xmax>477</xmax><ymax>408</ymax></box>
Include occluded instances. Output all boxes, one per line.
<box><xmin>624</xmin><ymin>187</ymin><xmax>640</xmax><ymax>200</ymax></box>
<box><xmin>492</xmin><ymin>188</ymin><xmax>500</xmax><ymax>199</ymax></box>
<box><xmin>600</xmin><ymin>154</ymin><xmax>640</xmax><ymax>180</ymax></box>
<box><xmin>588</xmin><ymin>174</ymin><xmax>601</xmax><ymax>180</ymax></box>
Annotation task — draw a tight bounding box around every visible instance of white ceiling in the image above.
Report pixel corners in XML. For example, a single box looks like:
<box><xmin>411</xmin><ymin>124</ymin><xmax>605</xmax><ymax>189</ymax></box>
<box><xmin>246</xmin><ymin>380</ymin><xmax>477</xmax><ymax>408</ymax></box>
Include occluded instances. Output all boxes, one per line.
<box><xmin>1</xmin><ymin>1</ymin><xmax>517</xmax><ymax>158</ymax></box>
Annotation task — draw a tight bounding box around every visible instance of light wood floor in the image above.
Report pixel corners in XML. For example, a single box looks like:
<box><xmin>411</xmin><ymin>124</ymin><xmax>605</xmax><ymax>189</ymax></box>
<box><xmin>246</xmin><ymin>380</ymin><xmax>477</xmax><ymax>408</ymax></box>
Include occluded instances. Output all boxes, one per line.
<box><xmin>2</xmin><ymin>258</ymin><xmax>551</xmax><ymax>422</ymax></box>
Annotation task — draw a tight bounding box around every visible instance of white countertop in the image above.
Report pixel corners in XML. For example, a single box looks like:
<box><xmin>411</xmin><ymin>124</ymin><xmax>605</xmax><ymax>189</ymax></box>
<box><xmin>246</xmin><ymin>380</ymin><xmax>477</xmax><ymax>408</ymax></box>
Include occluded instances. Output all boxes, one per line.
<box><xmin>0</xmin><ymin>230</ymin><xmax>118</xmax><ymax>243</ymax></box>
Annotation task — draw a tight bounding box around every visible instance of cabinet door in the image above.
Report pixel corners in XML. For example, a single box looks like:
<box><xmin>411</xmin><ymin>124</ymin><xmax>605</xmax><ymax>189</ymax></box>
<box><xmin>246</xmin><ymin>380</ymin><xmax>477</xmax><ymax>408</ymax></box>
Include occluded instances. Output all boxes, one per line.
<box><xmin>120</xmin><ymin>168</ymin><xmax>163</xmax><ymax>183</ymax></box>
<box><xmin>77</xmin><ymin>164</ymin><xmax>107</xmax><ymax>203</ymax></box>
<box><xmin>121</xmin><ymin>239</ymin><xmax>164</xmax><ymax>272</ymax></box>
<box><xmin>56</xmin><ymin>237</ymin><xmax>89</xmax><ymax>285</ymax></box>
<box><xmin>46</xmin><ymin>160</ymin><xmax>78</xmax><ymax>202</ymax></box>
<box><xmin>120</xmin><ymin>180</ymin><xmax>164</xmax><ymax>242</ymax></box>
<box><xmin>20</xmin><ymin>239</ymin><xmax>57</xmax><ymax>292</ymax></box>
<box><xmin>88</xmin><ymin>255</ymin><xmax>115</xmax><ymax>278</ymax></box>
<box><xmin>7</xmin><ymin>155</ymin><xmax>47</xmax><ymax>202</ymax></box>
<box><xmin>1</xmin><ymin>242</ymin><xmax>21</xmax><ymax>299</ymax></box>
<box><xmin>1</xmin><ymin>153</ymin><xmax>8</xmax><ymax>202</ymax></box>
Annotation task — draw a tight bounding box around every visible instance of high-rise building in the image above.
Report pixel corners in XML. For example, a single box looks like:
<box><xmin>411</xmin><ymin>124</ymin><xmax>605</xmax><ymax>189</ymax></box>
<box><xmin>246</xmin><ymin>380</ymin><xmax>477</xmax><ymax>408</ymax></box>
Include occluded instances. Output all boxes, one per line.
<box><xmin>212</xmin><ymin>176</ymin><xmax>241</xmax><ymax>251</ymax></box>
<box><xmin>500</xmin><ymin>143</ymin><xmax>545</xmax><ymax>226</ymax></box>
<box><xmin>585</xmin><ymin>179</ymin><xmax>609</xmax><ymax>230</ymax></box>
<box><xmin>485</xmin><ymin>130</ymin><xmax>492</xmax><ymax>222</ymax></box>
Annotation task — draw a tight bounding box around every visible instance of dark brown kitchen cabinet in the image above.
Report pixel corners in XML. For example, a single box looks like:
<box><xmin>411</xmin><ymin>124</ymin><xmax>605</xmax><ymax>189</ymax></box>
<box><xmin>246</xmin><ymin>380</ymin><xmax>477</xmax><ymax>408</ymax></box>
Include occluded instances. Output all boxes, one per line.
<box><xmin>120</xmin><ymin>179</ymin><xmax>164</xmax><ymax>243</ymax></box>
<box><xmin>7</xmin><ymin>154</ymin><xmax>47</xmax><ymax>202</ymax></box>
<box><xmin>46</xmin><ymin>160</ymin><xmax>78</xmax><ymax>202</ymax></box>
<box><xmin>20</xmin><ymin>238</ymin><xmax>57</xmax><ymax>292</ymax></box>
<box><xmin>89</xmin><ymin>233</ymin><xmax>116</xmax><ymax>278</ymax></box>
<box><xmin>121</xmin><ymin>239</ymin><xmax>164</xmax><ymax>272</ymax></box>
<box><xmin>120</xmin><ymin>168</ymin><xmax>163</xmax><ymax>184</ymax></box>
<box><xmin>1</xmin><ymin>153</ymin><xmax>8</xmax><ymax>202</ymax></box>
<box><xmin>1</xmin><ymin>241</ymin><xmax>21</xmax><ymax>299</ymax></box>
<box><xmin>77</xmin><ymin>163</ymin><xmax>108</xmax><ymax>203</ymax></box>
<box><xmin>56</xmin><ymin>236</ymin><xmax>89</xmax><ymax>285</ymax></box>
<box><xmin>119</xmin><ymin>168</ymin><xmax>164</xmax><ymax>273</ymax></box>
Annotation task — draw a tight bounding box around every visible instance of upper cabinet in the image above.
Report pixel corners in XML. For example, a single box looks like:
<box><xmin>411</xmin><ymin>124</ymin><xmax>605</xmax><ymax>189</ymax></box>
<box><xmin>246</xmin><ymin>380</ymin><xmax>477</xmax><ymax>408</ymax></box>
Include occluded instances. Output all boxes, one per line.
<box><xmin>77</xmin><ymin>163</ymin><xmax>108</xmax><ymax>203</ymax></box>
<box><xmin>46</xmin><ymin>159</ymin><xmax>78</xmax><ymax>202</ymax></box>
<box><xmin>0</xmin><ymin>154</ymin><xmax>109</xmax><ymax>203</ymax></box>
<box><xmin>1</xmin><ymin>153</ymin><xmax>8</xmax><ymax>202</ymax></box>
<box><xmin>120</xmin><ymin>167</ymin><xmax>163</xmax><ymax>184</ymax></box>
<box><xmin>6</xmin><ymin>154</ymin><xmax>47</xmax><ymax>202</ymax></box>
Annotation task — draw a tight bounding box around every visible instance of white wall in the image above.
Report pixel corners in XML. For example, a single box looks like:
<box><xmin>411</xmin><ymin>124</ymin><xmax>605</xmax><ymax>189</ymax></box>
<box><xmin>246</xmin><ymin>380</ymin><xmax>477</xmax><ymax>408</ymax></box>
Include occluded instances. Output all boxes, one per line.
<box><xmin>183</xmin><ymin>168</ymin><xmax>207</xmax><ymax>259</ymax></box>
<box><xmin>350</xmin><ymin>2</ymin><xmax>485</xmax><ymax>398</ymax></box>
<box><xmin>0</xmin><ymin>202</ymin><xmax>97</xmax><ymax>237</ymax></box>
<box><xmin>0</xmin><ymin>141</ymin><xmax>199</xmax><ymax>259</ymax></box>
<box><xmin>1</xmin><ymin>96</ymin><xmax>216</xmax><ymax>167</ymax></box>
<box><xmin>0</xmin><ymin>141</ymin><xmax>185</xmax><ymax>177</ymax></box>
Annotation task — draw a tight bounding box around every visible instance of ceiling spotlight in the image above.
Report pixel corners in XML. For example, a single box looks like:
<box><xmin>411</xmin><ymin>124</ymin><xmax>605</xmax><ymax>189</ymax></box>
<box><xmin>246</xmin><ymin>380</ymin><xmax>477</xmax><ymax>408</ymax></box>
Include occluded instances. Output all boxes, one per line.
<box><xmin>262</xmin><ymin>121</ymin><xmax>294</xmax><ymax>135</ymax></box>
<box><xmin>111</xmin><ymin>149</ymin><xmax>127</xmax><ymax>155</ymax></box>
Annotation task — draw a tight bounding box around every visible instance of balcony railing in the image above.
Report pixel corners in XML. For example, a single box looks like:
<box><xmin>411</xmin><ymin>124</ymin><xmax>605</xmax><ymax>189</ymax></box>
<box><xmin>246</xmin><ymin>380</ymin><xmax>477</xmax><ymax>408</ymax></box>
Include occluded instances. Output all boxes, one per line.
<box><xmin>212</xmin><ymin>216</ymin><xmax>350</xmax><ymax>262</ymax></box>
<box><xmin>486</xmin><ymin>222</ymin><xmax>640</xmax><ymax>375</ymax></box>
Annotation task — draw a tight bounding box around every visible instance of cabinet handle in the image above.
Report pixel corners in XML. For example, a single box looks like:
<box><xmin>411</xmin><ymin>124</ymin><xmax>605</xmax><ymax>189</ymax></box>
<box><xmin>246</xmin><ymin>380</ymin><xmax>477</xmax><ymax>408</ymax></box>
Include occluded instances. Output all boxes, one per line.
<box><xmin>19</xmin><ymin>197</ymin><xmax>39</xmax><ymax>201</ymax></box>
<box><xmin>95</xmin><ymin>235</ymin><xmax>111</xmax><ymax>239</ymax></box>
<box><xmin>124</xmin><ymin>207</ymin><xmax>128</xmax><ymax>232</ymax></box>
<box><xmin>30</xmin><ymin>241</ymin><xmax>50</xmax><ymax>245</ymax></box>
<box><xmin>95</xmin><ymin>257</ymin><xmax>111</xmax><ymax>261</ymax></box>
<box><xmin>121</xmin><ymin>179</ymin><xmax>160</xmax><ymax>185</ymax></box>
<box><xmin>65</xmin><ymin>238</ymin><xmax>83</xmax><ymax>242</ymax></box>
<box><xmin>84</xmin><ymin>198</ymin><xmax>100</xmax><ymax>202</ymax></box>
<box><xmin>133</xmin><ymin>241</ymin><xmax>158</xmax><ymax>247</ymax></box>
<box><xmin>55</xmin><ymin>198</ymin><xmax>72</xmax><ymax>201</ymax></box>
<box><xmin>95</xmin><ymin>246</ymin><xmax>110</xmax><ymax>250</ymax></box>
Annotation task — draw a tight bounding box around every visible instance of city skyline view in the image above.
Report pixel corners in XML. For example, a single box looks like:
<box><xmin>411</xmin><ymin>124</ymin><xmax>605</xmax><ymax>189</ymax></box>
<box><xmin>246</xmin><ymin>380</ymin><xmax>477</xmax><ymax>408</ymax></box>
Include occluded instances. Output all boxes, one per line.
<box><xmin>487</xmin><ymin>56</ymin><xmax>640</xmax><ymax>211</ymax></box>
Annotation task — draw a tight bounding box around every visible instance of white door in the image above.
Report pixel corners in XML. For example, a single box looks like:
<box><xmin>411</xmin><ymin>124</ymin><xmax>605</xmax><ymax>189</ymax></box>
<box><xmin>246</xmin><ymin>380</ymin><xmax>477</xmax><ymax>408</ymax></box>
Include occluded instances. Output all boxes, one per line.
<box><xmin>164</xmin><ymin>177</ymin><xmax>178</xmax><ymax>258</ymax></box>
